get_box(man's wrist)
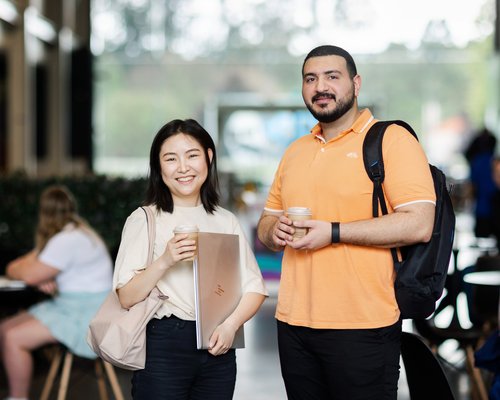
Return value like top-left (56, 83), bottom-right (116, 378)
top-left (331, 222), bottom-right (340, 244)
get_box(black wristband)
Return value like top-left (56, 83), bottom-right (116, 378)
top-left (331, 222), bottom-right (340, 244)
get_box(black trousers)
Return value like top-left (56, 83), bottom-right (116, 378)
top-left (131, 315), bottom-right (236, 400)
top-left (277, 319), bottom-right (402, 400)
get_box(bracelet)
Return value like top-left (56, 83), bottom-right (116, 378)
top-left (331, 222), bottom-right (340, 244)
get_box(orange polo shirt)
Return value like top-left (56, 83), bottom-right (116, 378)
top-left (264, 109), bottom-right (436, 329)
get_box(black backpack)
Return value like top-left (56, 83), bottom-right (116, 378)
top-left (362, 120), bottom-right (456, 319)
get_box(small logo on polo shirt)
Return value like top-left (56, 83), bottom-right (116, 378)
top-left (346, 152), bottom-right (358, 158)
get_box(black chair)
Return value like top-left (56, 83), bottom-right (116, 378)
top-left (401, 331), bottom-right (456, 400)
top-left (466, 255), bottom-right (500, 331)
top-left (413, 249), bottom-right (490, 400)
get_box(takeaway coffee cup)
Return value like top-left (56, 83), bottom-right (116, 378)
top-left (286, 207), bottom-right (312, 241)
top-left (173, 224), bottom-right (199, 261)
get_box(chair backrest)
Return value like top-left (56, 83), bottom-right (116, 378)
top-left (401, 332), bottom-right (456, 400)
top-left (469, 255), bottom-right (500, 327)
top-left (413, 249), bottom-right (483, 349)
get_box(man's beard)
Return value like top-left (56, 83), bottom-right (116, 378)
top-left (306, 88), bottom-right (355, 123)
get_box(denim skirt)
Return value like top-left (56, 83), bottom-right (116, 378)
top-left (29, 290), bottom-right (108, 359)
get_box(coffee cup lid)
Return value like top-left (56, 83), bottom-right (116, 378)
top-left (286, 207), bottom-right (312, 216)
top-left (173, 224), bottom-right (199, 233)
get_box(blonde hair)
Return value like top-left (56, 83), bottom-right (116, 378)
top-left (35, 185), bottom-right (97, 251)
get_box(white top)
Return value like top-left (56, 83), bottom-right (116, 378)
top-left (114, 205), bottom-right (268, 320)
top-left (38, 224), bottom-right (113, 293)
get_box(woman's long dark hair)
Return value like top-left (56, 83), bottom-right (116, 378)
top-left (144, 119), bottom-right (220, 213)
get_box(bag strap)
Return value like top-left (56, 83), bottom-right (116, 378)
top-left (363, 119), bottom-right (419, 218)
top-left (363, 121), bottom-right (388, 218)
top-left (141, 206), bottom-right (168, 299)
top-left (141, 206), bottom-right (156, 266)
top-left (362, 120), bottom-right (418, 269)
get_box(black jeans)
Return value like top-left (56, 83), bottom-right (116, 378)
top-left (131, 315), bottom-right (236, 400)
top-left (277, 319), bottom-right (402, 400)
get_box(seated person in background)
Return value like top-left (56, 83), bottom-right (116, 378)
top-left (0, 185), bottom-right (113, 400)
top-left (464, 127), bottom-right (497, 239)
top-left (491, 157), bottom-right (500, 253)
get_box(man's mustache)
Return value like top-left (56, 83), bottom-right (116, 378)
top-left (312, 93), bottom-right (336, 102)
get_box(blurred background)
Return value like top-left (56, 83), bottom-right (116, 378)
top-left (0, 1), bottom-right (499, 399)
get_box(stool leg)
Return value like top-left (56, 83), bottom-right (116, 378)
top-left (40, 347), bottom-right (63, 400)
top-left (95, 359), bottom-right (109, 400)
top-left (465, 345), bottom-right (489, 400)
top-left (57, 351), bottom-right (73, 400)
top-left (103, 361), bottom-right (125, 400)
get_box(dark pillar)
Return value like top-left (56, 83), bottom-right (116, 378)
top-left (69, 46), bottom-right (93, 168)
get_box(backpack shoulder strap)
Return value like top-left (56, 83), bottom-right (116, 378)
top-left (362, 119), bottom-right (419, 268)
top-left (363, 119), bottom-right (419, 217)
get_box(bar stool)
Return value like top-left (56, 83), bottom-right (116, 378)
top-left (40, 345), bottom-right (125, 400)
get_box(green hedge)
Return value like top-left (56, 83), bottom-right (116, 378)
top-left (0, 173), bottom-right (147, 264)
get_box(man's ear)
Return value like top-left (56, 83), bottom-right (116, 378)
top-left (353, 74), bottom-right (361, 97)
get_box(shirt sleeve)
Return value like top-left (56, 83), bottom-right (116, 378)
top-left (264, 157), bottom-right (285, 213)
top-left (113, 208), bottom-right (150, 290)
top-left (38, 231), bottom-right (77, 271)
top-left (382, 125), bottom-right (436, 209)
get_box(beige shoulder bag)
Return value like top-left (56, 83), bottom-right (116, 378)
top-left (87, 206), bottom-right (166, 370)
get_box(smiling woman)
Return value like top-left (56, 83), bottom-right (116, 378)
top-left (111, 118), bottom-right (268, 399)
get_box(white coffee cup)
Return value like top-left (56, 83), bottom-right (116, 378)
top-left (173, 224), bottom-right (199, 261)
top-left (286, 207), bottom-right (312, 241)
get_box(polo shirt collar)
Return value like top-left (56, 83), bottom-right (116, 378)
top-left (311, 108), bottom-right (375, 142)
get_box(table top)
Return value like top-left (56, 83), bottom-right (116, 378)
top-left (0, 275), bottom-right (26, 291)
top-left (463, 271), bottom-right (500, 286)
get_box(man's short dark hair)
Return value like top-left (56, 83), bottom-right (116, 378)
top-left (302, 45), bottom-right (357, 78)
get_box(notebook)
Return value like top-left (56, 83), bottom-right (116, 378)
top-left (193, 232), bottom-right (245, 350)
